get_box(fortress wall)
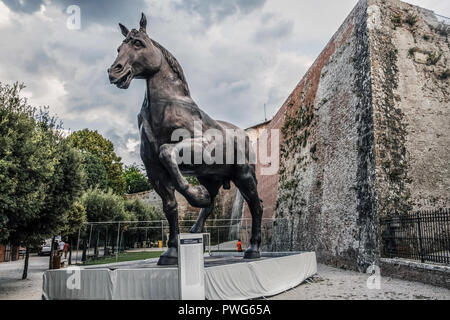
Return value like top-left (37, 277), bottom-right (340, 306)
top-left (368, 0), bottom-right (450, 216)
top-left (253, 0), bottom-right (449, 271)
top-left (266, 0), bottom-right (377, 271)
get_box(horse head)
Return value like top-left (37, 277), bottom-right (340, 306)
top-left (108, 13), bottom-right (162, 89)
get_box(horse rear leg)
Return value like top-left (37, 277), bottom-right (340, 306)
top-left (190, 178), bottom-right (222, 233)
top-left (233, 166), bottom-right (263, 259)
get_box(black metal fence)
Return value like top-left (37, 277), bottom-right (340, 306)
top-left (380, 209), bottom-right (450, 265)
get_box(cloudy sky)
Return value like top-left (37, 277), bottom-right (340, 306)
top-left (0, 0), bottom-right (448, 165)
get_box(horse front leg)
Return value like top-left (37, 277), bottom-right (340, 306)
top-left (145, 167), bottom-right (180, 265)
top-left (159, 141), bottom-right (211, 208)
top-left (155, 181), bottom-right (179, 266)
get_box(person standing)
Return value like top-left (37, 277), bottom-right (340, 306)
top-left (53, 239), bottom-right (59, 256)
top-left (237, 239), bottom-right (243, 252)
top-left (58, 240), bottom-right (65, 257)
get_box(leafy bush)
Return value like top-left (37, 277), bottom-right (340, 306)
top-left (125, 198), bottom-right (163, 221)
top-left (123, 164), bottom-right (152, 194)
top-left (81, 188), bottom-right (129, 222)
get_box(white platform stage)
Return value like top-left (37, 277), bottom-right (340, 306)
top-left (42, 252), bottom-right (317, 300)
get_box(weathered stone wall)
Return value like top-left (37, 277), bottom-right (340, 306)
top-left (380, 258), bottom-right (450, 289)
top-left (268, 0), bottom-right (377, 271)
top-left (253, 0), bottom-right (449, 272)
top-left (368, 0), bottom-right (450, 216)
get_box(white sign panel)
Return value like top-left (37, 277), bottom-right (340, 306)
top-left (178, 233), bottom-right (205, 300)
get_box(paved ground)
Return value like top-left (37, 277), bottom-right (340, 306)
top-left (0, 254), bottom-right (47, 300)
top-left (1, 255), bottom-right (449, 300)
top-left (271, 264), bottom-right (450, 300)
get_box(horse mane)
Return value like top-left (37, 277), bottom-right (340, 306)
top-left (151, 39), bottom-right (190, 96)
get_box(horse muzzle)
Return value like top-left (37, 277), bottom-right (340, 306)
top-left (108, 68), bottom-right (133, 89)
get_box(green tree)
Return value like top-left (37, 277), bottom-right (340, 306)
top-left (25, 114), bottom-right (85, 271)
top-left (123, 198), bottom-right (163, 249)
top-left (61, 201), bottom-right (87, 265)
top-left (81, 188), bottom-right (133, 256)
top-left (0, 84), bottom-right (55, 244)
top-left (68, 129), bottom-right (126, 195)
top-left (82, 152), bottom-right (108, 191)
top-left (81, 188), bottom-right (129, 222)
top-left (123, 164), bottom-right (152, 194)
top-left (125, 198), bottom-right (162, 221)
top-left (0, 83), bottom-right (85, 278)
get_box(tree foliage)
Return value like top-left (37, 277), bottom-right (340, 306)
top-left (125, 198), bottom-right (163, 222)
top-left (0, 83), bottom-right (53, 243)
top-left (60, 201), bottom-right (87, 239)
top-left (81, 188), bottom-right (131, 223)
top-left (68, 129), bottom-right (126, 195)
top-left (82, 152), bottom-right (108, 191)
top-left (0, 83), bottom-right (84, 247)
top-left (33, 138), bottom-right (85, 244)
top-left (123, 164), bottom-right (152, 194)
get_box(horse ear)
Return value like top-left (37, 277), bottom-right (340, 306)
top-left (119, 23), bottom-right (129, 37)
top-left (140, 12), bottom-right (147, 33)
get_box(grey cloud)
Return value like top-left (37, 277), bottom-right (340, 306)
top-left (0, 0), bottom-right (323, 166)
top-left (174, 0), bottom-right (267, 26)
top-left (105, 128), bottom-right (141, 164)
top-left (2, 0), bottom-right (42, 14)
top-left (253, 20), bottom-right (294, 42)
top-left (3, 0), bottom-right (148, 27)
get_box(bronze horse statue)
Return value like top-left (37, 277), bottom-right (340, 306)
top-left (108, 13), bottom-right (263, 265)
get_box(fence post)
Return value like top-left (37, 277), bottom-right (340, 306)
top-left (417, 212), bottom-right (425, 263)
top-left (161, 220), bottom-right (164, 247)
top-left (87, 224), bottom-right (93, 258)
top-left (75, 226), bottom-right (81, 265)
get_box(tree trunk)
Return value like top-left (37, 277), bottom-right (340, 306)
top-left (22, 247), bottom-right (30, 280)
top-left (49, 236), bottom-right (56, 269)
top-left (81, 240), bottom-right (87, 262)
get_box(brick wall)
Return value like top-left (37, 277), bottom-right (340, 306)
top-left (0, 244), bottom-right (5, 262)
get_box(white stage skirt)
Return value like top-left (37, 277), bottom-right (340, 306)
top-left (42, 252), bottom-right (317, 300)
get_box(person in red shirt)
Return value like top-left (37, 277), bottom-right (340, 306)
top-left (63, 242), bottom-right (69, 259)
top-left (237, 239), bottom-right (243, 252)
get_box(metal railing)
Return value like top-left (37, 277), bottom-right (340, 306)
top-left (380, 209), bottom-right (450, 265)
top-left (74, 218), bottom-right (291, 264)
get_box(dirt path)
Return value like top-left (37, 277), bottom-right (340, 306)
top-left (271, 264), bottom-right (450, 300)
top-left (0, 255), bottom-right (47, 300)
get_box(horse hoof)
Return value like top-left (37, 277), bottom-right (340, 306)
top-left (157, 248), bottom-right (178, 266)
top-left (244, 249), bottom-right (261, 260)
top-left (157, 255), bottom-right (178, 265)
top-left (189, 223), bottom-right (203, 234)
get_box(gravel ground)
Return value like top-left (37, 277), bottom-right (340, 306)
top-left (271, 264), bottom-right (450, 300)
top-left (1, 256), bottom-right (449, 300)
top-left (0, 255), bottom-right (47, 300)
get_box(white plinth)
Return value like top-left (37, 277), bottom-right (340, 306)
top-left (42, 252), bottom-right (317, 300)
